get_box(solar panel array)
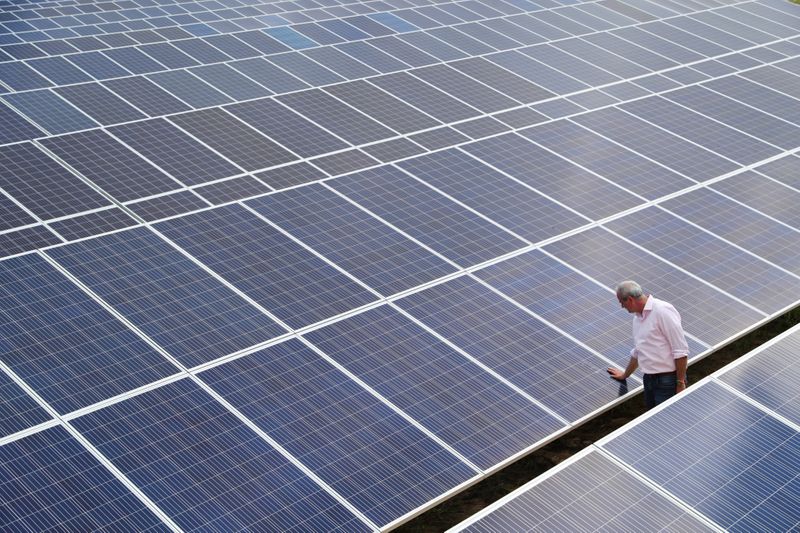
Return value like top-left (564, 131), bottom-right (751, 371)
top-left (453, 322), bottom-right (800, 532)
top-left (1, 0), bottom-right (800, 529)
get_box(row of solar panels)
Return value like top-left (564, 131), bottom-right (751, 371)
top-left (1, 1), bottom-right (799, 253)
top-left (1, 0), bottom-right (800, 530)
top-left (2, 47), bottom-right (800, 254)
top-left (455, 322), bottom-right (800, 532)
top-left (0, 0), bottom-right (738, 55)
top-left (2, 0), bottom-right (794, 132)
top-left (2, 146), bottom-right (800, 529)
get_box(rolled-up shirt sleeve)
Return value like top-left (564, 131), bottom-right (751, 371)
top-left (659, 305), bottom-right (689, 358)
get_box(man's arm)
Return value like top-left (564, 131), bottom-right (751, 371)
top-left (608, 357), bottom-right (638, 381)
top-left (675, 356), bottom-right (688, 393)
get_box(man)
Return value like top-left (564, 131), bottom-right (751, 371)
top-left (607, 280), bottom-right (689, 409)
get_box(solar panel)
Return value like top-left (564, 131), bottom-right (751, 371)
top-left (396, 148), bottom-right (587, 243)
top-left (199, 338), bottom-right (476, 528)
top-left (454, 323), bottom-right (800, 533)
top-left (0, 142), bottom-right (110, 219)
top-left (396, 275), bottom-right (628, 422)
top-left (463, 132), bottom-right (642, 220)
top-left (304, 304), bottom-right (565, 470)
top-left (247, 183), bottom-right (456, 296)
top-left (71, 378), bottom-right (370, 532)
top-left (154, 203), bottom-right (378, 329)
top-left (0, 425), bottom-right (167, 531)
top-left (41, 129), bottom-right (182, 203)
top-left (2, 0), bottom-right (800, 528)
top-left (328, 164), bottom-right (527, 267)
top-left (0, 253), bottom-right (179, 413)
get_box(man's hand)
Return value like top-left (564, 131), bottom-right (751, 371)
top-left (607, 367), bottom-right (627, 381)
top-left (676, 381), bottom-right (687, 393)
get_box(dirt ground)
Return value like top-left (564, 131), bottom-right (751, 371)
top-left (398, 306), bottom-right (800, 532)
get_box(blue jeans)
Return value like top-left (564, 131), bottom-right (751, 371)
top-left (643, 372), bottom-right (678, 410)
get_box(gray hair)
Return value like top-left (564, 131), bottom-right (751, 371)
top-left (616, 280), bottom-right (644, 300)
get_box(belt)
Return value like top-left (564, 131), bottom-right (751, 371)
top-left (644, 371), bottom-right (676, 377)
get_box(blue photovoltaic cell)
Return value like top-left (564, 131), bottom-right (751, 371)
top-left (147, 69), bottom-right (233, 109)
top-left (0, 101), bottom-right (44, 144)
top-left (26, 56), bottom-right (93, 85)
top-left (0, 370), bottom-right (50, 438)
top-left (103, 46), bottom-right (166, 74)
top-left (195, 176), bottom-right (271, 205)
top-left (255, 161), bottom-right (327, 190)
top-left (108, 118), bottom-right (241, 186)
top-left (520, 120), bottom-right (695, 200)
top-left (328, 165), bottom-right (526, 268)
top-left (41, 129), bottom-right (182, 203)
top-left (324, 80), bottom-right (441, 135)
top-left (461, 451), bottom-right (712, 532)
top-left (305, 305), bottom-right (565, 470)
top-left (229, 57), bottom-right (310, 93)
top-left (0, 226), bottom-right (63, 260)
top-left (126, 190), bottom-right (209, 223)
top-left (711, 171), bottom-right (800, 229)
top-left (189, 63), bottom-right (272, 101)
top-left (335, 41), bottom-right (409, 73)
top-left (171, 38), bottom-right (232, 64)
top-left (235, 30), bottom-right (291, 55)
top-left (168, 108), bottom-right (296, 172)
top-left (47, 207), bottom-right (138, 242)
top-left (72, 378), bottom-right (369, 532)
top-left (201, 338), bottom-right (476, 526)
top-left (268, 52), bottom-right (344, 86)
top-left (155, 203), bottom-right (377, 330)
top-left (2, 89), bottom-right (98, 135)
top-left (411, 64), bottom-right (518, 114)
top-left (66, 51), bottom-right (131, 80)
top-left (663, 84), bottom-right (800, 151)
top-left (55, 82), bottom-right (147, 125)
top-left (0, 194), bottom-right (35, 232)
top-left (302, 46), bottom-right (380, 79)
top-left (605, 207), bottom-right (800, 314)
top-left (463, 133), bottom-right (642, 220)
top-left (368, 36), bottom-right (439, 68)
top-left (0, 60), bottom-right (52, 90)
top-left (203, 35), bottom-right (261, 59)
top-left (397, 276), bottom-right (628, 421)
top-left (620, 97), bottom-right (780, 166)
top-left (544, 227), bottom-right (764, 347)
top-left (756, 154), bottom-right (800, 190)
top-left (660, 187), bottom-right (800, 275)
top-left (227, 97), bottom-right (350, 158)
top-left (277, 88), bottom-right (395, 146)
top-left (720, 328), bottom-right (800, 425)
top-left (248, 184), bottom-right (456, 296)
top-left (487, 50), bottom-right (589, 94)
top-left (397, 149), bottom-right (587, 243)
top-left (475, 250), bottom-right (707, 366)
top-left (102, 76), bottom-right (193, 117)
top-left (0, 425), bottom-right (167, 532)
top-left (603, 381), bottom-right (800, 532)
top-left (138, 42), bottom-right (200, 69)
top-left (48, 227), bottom-right (286, 368)
top-left (264, 26), bottom-right (318, 49)
top-left (0, 253), bottom-right (178, 414)
top-left (0, 142), bottom-right (110, 220)
top-left (572, 107), bottom-right (740, 182)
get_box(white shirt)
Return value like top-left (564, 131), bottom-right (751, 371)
top-left (631, 295), bottom-right (689, 374)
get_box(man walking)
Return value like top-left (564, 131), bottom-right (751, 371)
top-left (607, 280), bottom-right (689, 409)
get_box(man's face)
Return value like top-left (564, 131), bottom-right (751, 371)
top-left (618, 294), bottom-right (635, 313)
